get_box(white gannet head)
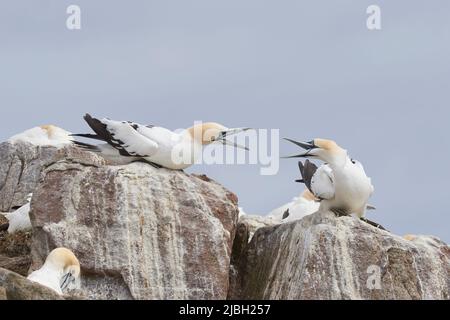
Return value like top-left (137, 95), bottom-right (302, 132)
top-left (45, 248), bottom-right (81, 292)
top-left (283, 138), bottom-right (348, 165)
top-left (187, 122), bottom-right (252, 150)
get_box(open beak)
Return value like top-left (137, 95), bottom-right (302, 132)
top-left (217, 128), bottom-right (252, 151)
top-left (282, 138), bottom-right (318, 158)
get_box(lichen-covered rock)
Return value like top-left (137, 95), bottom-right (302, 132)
top-left (0, 227), bottom-right (32, 276)
top-left (0, 267), bottom-right (63, 300)
top-left (229, 211), bottom-right (450, 300)
top-left (0, 142), bottom-right (105, 211)
top-left (29, 152), bottom-right (239, 300)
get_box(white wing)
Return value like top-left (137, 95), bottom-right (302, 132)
top-left (284, 197), bottom-right (320, 222)
top-left (100, 118), bottom-right (159, 157)
top-left (311, 164), bottom-right (335, 200)
top-left (352, 159), bottom-right (375, 195)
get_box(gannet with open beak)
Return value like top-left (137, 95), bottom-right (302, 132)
top-left (27, 248), bottom-right (80, 295)
top-left (72, 114), bottom-right (251, 169)
top-left (284, 138), bottom-right (382, 228)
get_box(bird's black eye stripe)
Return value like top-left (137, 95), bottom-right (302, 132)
top-left (351, 159), bottom-right (356, 164)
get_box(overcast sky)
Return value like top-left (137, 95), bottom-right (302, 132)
top-left (1, 1), bottom-right (449, 242)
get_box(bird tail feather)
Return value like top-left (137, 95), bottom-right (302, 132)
top-left (72, 140), bottom-right (100, 152)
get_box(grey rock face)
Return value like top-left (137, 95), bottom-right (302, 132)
top-left (0, 142), bottom-right (104, 211)
top-left (0, 267), bottom-right (63, 300)
top-left (229, 211), bottom-right (450, 300)
top-left (28, 150), bottom-right (239, 300)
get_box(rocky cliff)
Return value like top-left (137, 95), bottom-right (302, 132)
top-left (29, 148), bottom-right (239, 299)
top-left (0, 140), bottom-right (449, 300)
top-left (0, 142), bottom-right (94, 211)
top-left (228, 211), bottom-right (450, 300)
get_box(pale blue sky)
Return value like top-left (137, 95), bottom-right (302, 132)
top-left (1, 1), bottom-right (449, 242)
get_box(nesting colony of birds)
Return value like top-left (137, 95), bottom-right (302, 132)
top-left (1, 114), bottom-right (389, 296)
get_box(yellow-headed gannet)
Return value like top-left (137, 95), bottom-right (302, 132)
top-left (27, 248), bottom-right (80, 295)
top-left (72, 114), bottom-right (251, 169)
top-left (284, 138), bottom-right (384, 229)
top-left (8, 125), bottom-right (73, 147)
top-left (0, 194), bottom-right (32, 233)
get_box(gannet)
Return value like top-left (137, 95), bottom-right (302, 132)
top-left (268, 190), bottom-right (319, 223)
top-left (27, 248), bottom-right (80, 295)
top-left (8, 125), bottom-right (73, 147)
top-left (72, 114), bottom-right (251, 169)
top-left (284, 138), bottom-right (383, 229)
top-left (1, 194), bottom-right (32, 234)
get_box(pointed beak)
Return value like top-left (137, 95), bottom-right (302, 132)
top-left (220, 127), bottom-right (252, 138)
top-left (221, 139), bottom-right (249, 151)
top-left (217, 128), bottom-right (253, 151)
top-left (60, 272), bottom-right (73, 291)
top-left (282, 138), bottom-right (318, 158)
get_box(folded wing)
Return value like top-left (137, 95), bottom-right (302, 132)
top-left (297, 160), bottom-right (335, 200)
top-left (80, 114), bottom-right (159, 158)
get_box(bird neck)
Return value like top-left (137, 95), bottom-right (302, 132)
top-left (177, 130), bottom-right (204, 164)
top-left (326, 152), bottom-right (349, 169)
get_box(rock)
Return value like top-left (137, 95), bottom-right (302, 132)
top-left (0, 229), bottom-right (32, 276)
top-left (229, 211), bottom-right (450, 300)
top-left (0, 214), bottom-right (8, 231)
top-left (0, 267), bottom-right (64, 300)
top-left (29, 150), bottom-right (239, 300)
top-left (0, 255), bottom-right (30, 276)
top-left (0, 142), bottom-right (105, 211)
top-left (228, 215), bottom-right (277, 298)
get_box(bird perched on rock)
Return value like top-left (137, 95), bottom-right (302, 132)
top-left (0, 194), bottom-right (33, 234)
top-left (8, 125), bottom-right (73, 147)
top-left (284, 138), bottom-right (384, 229)
top-left (268, 189), bottom-right (320, 223)
top-left (72, 114), bottom-right (252, 169)
top-left (27, 248), bottom-right (80, 295)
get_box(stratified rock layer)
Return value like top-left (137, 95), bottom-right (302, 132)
top-left (29, 152), bottom-right (239, 300)
top-left (229, 211), bottom-right (450, 300)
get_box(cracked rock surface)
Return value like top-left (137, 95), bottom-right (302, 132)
top-left (28, 149), bottom-right (239, 299)
top-left (228, 211), bottom-right (450, 300)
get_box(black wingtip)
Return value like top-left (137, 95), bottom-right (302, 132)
top-left (282, 209), bottom-right (290, 220)
top-left (70, 133), bottom-right (104, 141)
top-left (72, 140), bottom-right (100, 152)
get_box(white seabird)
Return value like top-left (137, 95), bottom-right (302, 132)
top-left (27, 248), bottom-right (81, 295)
top-left (8, 125), bottom-right (73, 147)
top-left (268, 189), bottom-right (319, 223)
top-left (72, 114), bottom-right (251, 169)
top-left (1, 194), bottom-right (32, 234)
top-left (284, 138), bottom-right (383, 229)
